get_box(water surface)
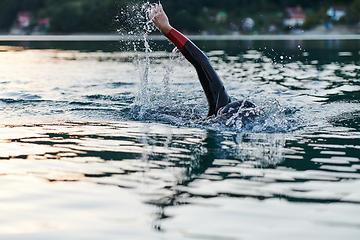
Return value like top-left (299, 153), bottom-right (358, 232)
top-left (0, 39), bottom-right (360, 239)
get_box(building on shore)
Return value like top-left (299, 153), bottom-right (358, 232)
top-left (327, 6), bottom-right (348, 21)
top-left (10, 12), bottom-right (50, 35)
top-left (283, 6), bottom-right (306, 28)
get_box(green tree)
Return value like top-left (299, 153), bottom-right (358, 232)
top-left (0, 0), bottom-right (357, 33)
top-left (0, 0), bottom-right (21, 30)
top-left (348, 0), bottom-right (360, 23)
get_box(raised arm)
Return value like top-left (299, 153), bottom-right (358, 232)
top-left (149, 3), bottom-right (231, 116)
top-left (148, 3), bottom-right (188, 52)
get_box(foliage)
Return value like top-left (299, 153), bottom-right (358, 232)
top-left (0, 0), bottom-right (127, 33)
top-left (0, 0), bottom-right (358, 33)
top-left (302, 7), bottom-right (328, 30)
top-left (48, 0), bottom-right (119, 32)
top-left (302, 0), bottom-right (360, 29)
top-left (348, 0), bottom-right (360, 23)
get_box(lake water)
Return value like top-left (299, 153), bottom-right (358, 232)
top-left (0, 37), bottom-right (360, 239)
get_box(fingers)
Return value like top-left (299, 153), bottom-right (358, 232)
top-left (150, 3), bottom-right (161, 15)
top-left (156, 3), bottom-right (160, 12)
top-left (148, 4), bottom-right (157, 20)
top-left (148, 2), bottom-right (171, 35)
top-left (149, 3), bottom-right (167, 27)
top-left (149, 3), bottom-right (161, 21)
top-left (149, 5), bottom-right (157, 20)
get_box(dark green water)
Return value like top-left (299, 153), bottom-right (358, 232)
top-left (0, 39), bottom-right (359, 239)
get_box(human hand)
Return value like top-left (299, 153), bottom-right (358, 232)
top-left (148, 3), bottom-right (172, 35)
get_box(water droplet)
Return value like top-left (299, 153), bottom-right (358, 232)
top-left (280, 56), bottom-right (284, 59)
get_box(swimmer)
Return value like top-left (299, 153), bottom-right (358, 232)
top-left (149, 3), bottom-right (256, 120)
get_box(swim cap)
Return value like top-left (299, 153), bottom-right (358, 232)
top-left (218, 100), bottom-right (256, 120)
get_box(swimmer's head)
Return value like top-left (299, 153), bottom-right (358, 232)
top-left (218, 100), bottom-right (257, 120)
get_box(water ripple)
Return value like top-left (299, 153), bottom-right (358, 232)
top-left (0, 43), bottom-right (360, 238)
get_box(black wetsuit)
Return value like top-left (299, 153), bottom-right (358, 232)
top-left (166, 29), bottom-right (230, 116)
top-left (166, 28), bottom-right (255, 119)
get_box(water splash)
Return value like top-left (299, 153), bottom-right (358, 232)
top-left (120, 2), bottom-right (201, 123)
top-left (118, 2), bottom-right (157, 106)
top-left (162, 47), bottom-right (179, 105)
top-left (120, 4), bottom-right (307, 133)
top-left (116, 2), bottom-right (155, 37)
top-left (136, 34), bottom-right (152, 104)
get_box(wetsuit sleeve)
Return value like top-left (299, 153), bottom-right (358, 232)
top-left (166, 28), bottom-right (231, 116)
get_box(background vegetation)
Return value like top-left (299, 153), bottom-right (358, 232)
top-left (0, 0), bottom-right (359, 34)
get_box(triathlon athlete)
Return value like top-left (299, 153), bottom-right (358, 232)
top-left (149, 3), bottom-right (256, 120)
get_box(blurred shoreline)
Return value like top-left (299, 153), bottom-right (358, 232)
top-left (1, 24), bottom-right (359, 41)
top-left (0, 34), bottom-right (359, 41)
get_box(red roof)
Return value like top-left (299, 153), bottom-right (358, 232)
top-left (37, 17), bottom-right (50, 25)
top-left (291, 14), bottom-right (306, 19)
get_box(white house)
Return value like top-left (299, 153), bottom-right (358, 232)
top-left (283, 14), bottom-right (307, 27)
top-left (17, 11), bottom-right (32, 28)
top-left (242, 18), bottom-right (255, 30)
top-left (283, 6), bottom-right (306, 27)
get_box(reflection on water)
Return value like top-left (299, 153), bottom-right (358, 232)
top-left (0, 41), bottom-right (360, 239)
top-left (3, 122), bottom-right (359, 204)
top-left (0, 121), bottom-right (360, 238)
